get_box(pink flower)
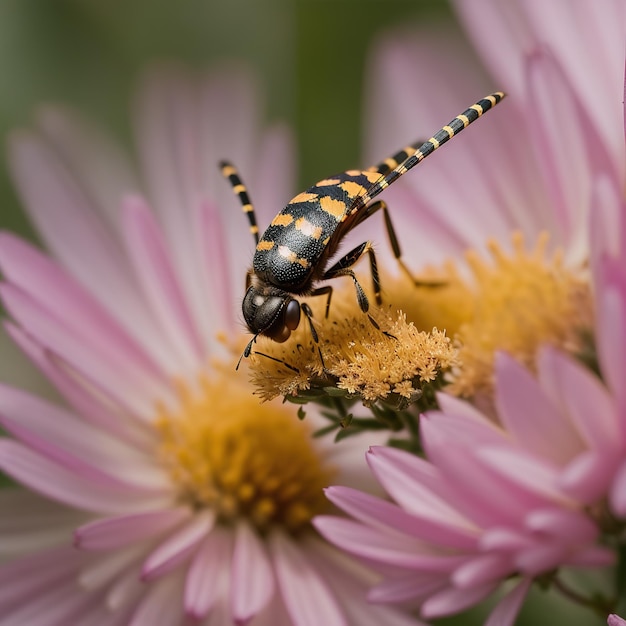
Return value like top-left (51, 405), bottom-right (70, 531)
top-left (592, 134), bottom-right (626, 519)
top-left (316, 2), bottom-right (626, 624)
top-left (315, 348), bottom-right (618, 624)
top-left (356, 1), bottom-right (625, 408)
top-left (609, 615), bottom-right (626, 626)
top-left (0, 67), bottom-right (421, 626)
top-left (363, 1), bottom-right (625, 271)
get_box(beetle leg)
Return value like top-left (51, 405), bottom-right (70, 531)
top-left (364, 200), bottom-right (445, 288)
top-left (322, 241), bottom-right (381, 309)
top-left (300, 302), bottom-right (326, 368)
top-left (309, 285), bottom-right (333, 319)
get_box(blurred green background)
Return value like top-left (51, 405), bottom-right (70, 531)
top-left (0, 0), bottom-right (448, 237)
top-left (0, 1), bottom-right (608, 624)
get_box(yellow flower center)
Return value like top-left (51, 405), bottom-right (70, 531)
top-left (245, 232), bottom-right (592, 408)
top-left (387, 232), bottom-right (593, 398)
top-left (249, 299), bottom-right (457, 405)
top-left (155, 365), bottom-right (336, 533)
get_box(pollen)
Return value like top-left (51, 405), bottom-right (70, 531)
top-left (247, 232), bottom-right (592, 407)
top-left (248, 294), bottom-right (457, 406)
top-left (327, 312), bottom-right (457, 403)
top-left (155, 367), bottom-right (335, 533)
top-left (447, 232), bottom-right (592, 398)
top-left (383, 233), bottom-right (592, 398)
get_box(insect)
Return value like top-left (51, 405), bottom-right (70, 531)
top-left (222, 92), bottom-right (505, 363)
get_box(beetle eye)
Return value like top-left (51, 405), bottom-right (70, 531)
top-left (273, 325), bottom-right (291, 343)
top-left (284, 300), bottom-right (301, 331)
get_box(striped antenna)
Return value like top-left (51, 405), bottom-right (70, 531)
top-left (360, 91), bottom-right (506, 206)
top-left (220, 161), bottom-right (260, 244)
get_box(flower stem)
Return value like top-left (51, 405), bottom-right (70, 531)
top-left (615, 542), bottom-right (626, 617)
top-left (553, 575), bottom-right (614, 617)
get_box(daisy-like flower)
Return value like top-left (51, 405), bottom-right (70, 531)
top-left (316, 1), bottom-right (626, 624)
top-left (0, 66), bottom-right (420, 626)
top-left (359, 0), bottom-right (625, 403)
top-left (250, 1), bottom-right (625, 414)
top-left (315, 348), bottom-right (618, 623)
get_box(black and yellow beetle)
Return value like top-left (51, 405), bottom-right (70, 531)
top-left (222, 92), bottom-right (505, 363)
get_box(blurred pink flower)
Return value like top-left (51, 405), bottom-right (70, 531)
top-left (0, 67), bottom-right (420, 626)
top-left (316, 1), bottom-right (626, 624)
top-left (592, 150), bottom-right (626, 519)
top-left (357, 1), bottom-right (625, 408)
top-left (315, 348), bottom-right (617, 624)
top-left (609, 615), bottom-right (626, 626)
top-left (362, 1), bottom-right (624, 270)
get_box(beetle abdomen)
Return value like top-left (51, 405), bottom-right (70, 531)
top-left (253, 171), bottom-right (377, 290)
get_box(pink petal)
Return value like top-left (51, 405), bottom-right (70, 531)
top-left (589, 175), bottom-right (626, 276)
top-left (452, 553), bottom-right (514, 589)
top-left (453, 0), bottom-right (532, 100)
top-left (324, 485), bottom-right (478, 550)
top-left (79, 602), bottom-right (136, 626)
top-left (141, 510), bottom-right (214, 581)
top-left (198, 200), bottom-right (238, 342)
top-left (105, 558), bottom-right (147, 612)
top-left (122, 195), bottom-right (204, 372)
top-left (560, 449), bottom-right (622, 503)
top-left (457, 0), bottom-right (625, 168)
top-left (521, 0), bottom-right (626, 167)
top-left (421, 582), bottom-right (498, 619)
top-left (480, 528), bottom-right (533, 552)
top-left (610, 459), bottom-right (626, 516)
top-left (33, 105), bottom-right (138, 232)
top-left (369, 574), bottom-right (446, 606)
top-left (129, 574), bottom-right (184, 626)
top-left (364, 25), bottom-right (493, 162)
top-left (484, 578), bottom-right (532, 626)
top-left (366, 446), bottom-right (473, 529)
top-left (3, 321), bottom-right (155, 449)
top-left (525, 49), bottom-right (616, 262)
top-left (0, 439), bottom-right (171, 515)
top-left (524, 508), bottom-right (597, 543)
top-left (515, 544), bottom-right (570, 575)
top-left (6, 132), bottom-right (176, 381)
top-left (0, 280), bottom-right (163, 419)
top-left (314, 516), bottom-right (466, 572)
top-left (537, 347), bottom-right (619, 451)
top-left (184, 526), bottom-right (233, 620)
top-left (250, 122), bottom-right (296, 227)
top-left (134, 66), bottom-right (264, 352)
top-left (302, 536), bottom-right (428, 626)
top-left (1, 580), bottom-right (97, 626)
top-left (494, 352), bottom-right (582, 464)
top-left (0, 488), bottom-right (85, 558)
top-left (422, 442), bottom-right (552, 526)
top-left (78, 542), bottom-right (148, 592)
top-left (269, 530), bottom-right (347, 626)
top-left (596, 260), bottom-right (626, 418)
top-left (421, 409), bottom-right (506, 450)
top-left (476, 446), bottom-right (570, 505)
top-left (362, 28), bottom-right (528, 262)
top-left (0, 383), bottom-right (165, 491)
top-left (0, 545), bottom-right (84, 610)
top-left (6, 131), bottom-right (156, 345)
top-left (75, 508), bottom-right (191, 551)
top-left (231, 521), bottom-right (275, 623)
top-left (436, 392), bottom-right (495, 424)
